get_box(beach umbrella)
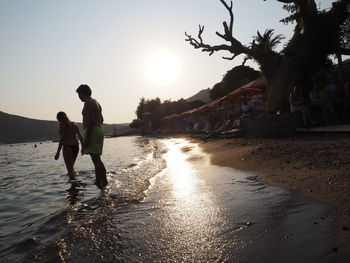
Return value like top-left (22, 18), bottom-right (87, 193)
top-left (217, 77), bottom-right (266, 104)
top-left (196, 98), bottom-right (222, 112)
top-left (182, 108), bottom-right (198, 115)
top-left (161, 114), bottom-right (181, 121)
top-left (240, 77), bottom-right (266, 89)
top-left (181, 98), bottom-right (220, 115)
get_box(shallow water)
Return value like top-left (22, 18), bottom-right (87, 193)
top-left (0, 137), bottom-right (347, 262)
top-left (0, 136), bottom-right (166, 262)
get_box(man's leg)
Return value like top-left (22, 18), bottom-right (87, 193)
top-left (90, 154), bottom-right (107, 187)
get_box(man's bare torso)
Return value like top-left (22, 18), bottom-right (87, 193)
top-left (82, 97), bottom-right (104, 129)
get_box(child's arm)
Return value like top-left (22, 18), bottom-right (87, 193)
top-left (55, 141), bottom-right (62, 160)
top-left (55, 123), bottom-right (63, 160)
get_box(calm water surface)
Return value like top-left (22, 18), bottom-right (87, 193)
top-left (0, 136), bottom-right (347, 262)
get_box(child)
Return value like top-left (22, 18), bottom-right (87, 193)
top-left (55, 111), bottom-right (84, 177)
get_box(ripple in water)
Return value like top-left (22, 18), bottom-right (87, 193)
top-left (0, 136), bottom-right (166, 263)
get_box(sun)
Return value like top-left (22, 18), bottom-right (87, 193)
top-left (145, 51), bottom-right (180, 85)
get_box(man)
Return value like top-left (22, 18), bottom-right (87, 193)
top-left (289, 85), bottom-right (315, 126)
top-left (76, 84), bottom-right (108, 188)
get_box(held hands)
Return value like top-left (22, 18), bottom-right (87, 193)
top-left (81, 138), bottom-right (89, 155)
top-left (83, 139), bottom-right (90, 148)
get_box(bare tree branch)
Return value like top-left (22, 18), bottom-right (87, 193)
top-left (223, 54), bottom-right (238, 60)
top-left (185, 0), bottom-right (249, 59)
top-left (197, 25), bottom-right (204, 44)
top-left (218, 0), bottom-right (233, 36)
top-left (241, 56), bottom-right (250, 66)
top-left (185, 31), bottom-right (233, 56)
top-left (276, 0), bottom-right (302, 4)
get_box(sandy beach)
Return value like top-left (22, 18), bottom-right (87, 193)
top-left (196, 133), bottom-right (350, 246)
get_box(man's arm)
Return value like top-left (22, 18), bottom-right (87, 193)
top-left (83, 100), bottom-right (99, 147)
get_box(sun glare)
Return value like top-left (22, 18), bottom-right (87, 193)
top-left (145, 51), bottom-right (180, 85)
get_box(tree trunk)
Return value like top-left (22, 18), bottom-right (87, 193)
top-left (265, 56), bottom-right (301, 113)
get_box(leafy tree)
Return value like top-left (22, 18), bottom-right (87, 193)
top-left (251, 29), bottom-right (285, 52)
top-left (210, 82), bottom-right (227, 100)
top-left (132, 97), bottom-right (205, 131)
top-left (210, 65), bottom-right (260, 100)
top-left (135, 97), bottom-right (146, 120)
top-left (185, 0), bottom-right (350, 112)
top-left (129, 119), bottom-right (141, 129)
top-left (188, 99), bottom-right (206, 110)
top-left (340, 5), bottom-right (350, 50)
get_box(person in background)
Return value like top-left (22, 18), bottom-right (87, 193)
top-left (240, 100), bottom-right (251, 119)
top-left (289, 85), bottom-right (315, 126)
top-left (309, 84), bottom-right (333, 125)
top-left (55, 111), bottom-right (84, 178)
top-left (76, 84), bottom-right (108, 188)
top-left (202, 114), bottom-right (234, 142)
top-left (327, 81), bottom-right (350, 112)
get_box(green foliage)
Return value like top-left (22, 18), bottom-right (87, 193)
top-left (280, 3), bottom-right (298, 25)
top-left (281, 2), bottom-right (348, 83)
top-left (135, 97), bottom-right (161, 119)
top-left (129, 119), bottom-right (141, 129)
top-left (311, 58), bottom-right (335, 86)
top-left (132, 97), bottom-right (207, 131)
top-left (210, 82), bottom-right (227, 101)
top-left (210, 65), bottom-right (261, 100)
top-left (339, 5), bottom-right (350, 50)
top-left (252, 29), bottom-right (285, 51)
top-left (135, 97), bottom-right (146, 120)
top-left (187, 99), bottom-right (205, 110)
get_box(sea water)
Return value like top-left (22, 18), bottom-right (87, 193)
top-left (0, 137), bottom-right (347, 262)
top-left (0, 136), bottom-right (165, 262)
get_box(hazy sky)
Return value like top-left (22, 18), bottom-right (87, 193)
top-left (0, 0), bottom-right (335, 123)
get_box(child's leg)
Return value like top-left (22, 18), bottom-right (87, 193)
top-left (63, 147), bottom-right (75, 177)
top-left (71, 147), bottom-right (79, 167)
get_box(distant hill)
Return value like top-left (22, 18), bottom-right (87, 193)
top-left (186, 88), bottom-right (211, 103)
top-left (0, 111), bottom-right (136, 144)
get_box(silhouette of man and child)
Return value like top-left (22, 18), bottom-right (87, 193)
top-left (54, 85), bottom-right (108, 188)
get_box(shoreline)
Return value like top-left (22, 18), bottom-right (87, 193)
top-left (192, 133), bottom-right (350, 246)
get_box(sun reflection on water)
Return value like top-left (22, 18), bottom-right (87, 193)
top-left (157, 139), bottom-right (226, 260)
top-left (162, 139), bottom-right (198, 200)
top-left (161, 139), bottom-right (217, 225)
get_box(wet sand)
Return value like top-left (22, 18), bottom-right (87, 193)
top-left (118, 138), bottom-right (348, 262)
top-left (197, 133), bottom-right (350, 249)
